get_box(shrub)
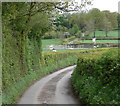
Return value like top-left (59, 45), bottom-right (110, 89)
top-left (72, 48), bottom-right (120, 104)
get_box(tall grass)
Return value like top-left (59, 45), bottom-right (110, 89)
top-left (42, 39), bottom-right (62, 48)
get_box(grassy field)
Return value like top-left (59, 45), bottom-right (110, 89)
top-left (42, 39), bottom-right (62, 48)
top-left (42, 30), bottom-right (119, 50)
top-left (42, 39), bottom-right (119, 48)
top-left (42, 49), bottom-right (90, 53)
top-left (80, 40), bottom-right (119, 43)
top-left (89, 30), bottom-right (119, 37)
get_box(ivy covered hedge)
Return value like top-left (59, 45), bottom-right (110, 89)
top-left (72, 48), bottom-right (120, 104)
top-left (2, 51), bottom-right (77, 104)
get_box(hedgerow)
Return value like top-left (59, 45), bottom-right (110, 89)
top-left (72, 48), bottom-right (120, 104)
top-left (2, 47), bottom-right (109, 104)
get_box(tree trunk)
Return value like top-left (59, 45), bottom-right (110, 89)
top-left (93, 31), bottom-right (96, 38)
top-left (106, 31), bottom-right (108, 37)
top-left (18, 3), bottom-right (35, 73)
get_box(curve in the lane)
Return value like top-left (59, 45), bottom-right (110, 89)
top-left (37, 69), bottom-right (71, 104)
top-left (18, 65), bottom-right (78, 104)
top-left (55, 71), bottom-right (80, 104)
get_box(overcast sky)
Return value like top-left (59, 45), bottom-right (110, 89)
top-left (91, 0), bottom-right (119, 12)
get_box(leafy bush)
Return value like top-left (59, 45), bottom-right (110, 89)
top-left (72, 48), bottom-right (120, 104)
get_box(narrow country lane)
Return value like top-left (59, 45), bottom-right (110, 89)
top-left (18, 65), bottom-right (80, 104)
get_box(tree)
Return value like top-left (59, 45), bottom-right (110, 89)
top-left (87, 8), bottom-right (104, 37)
top-left (77, 12), bottom-right (87, 32)
top-left (76, 30), bottom-right (82, 38)
top-left (70, 12), bottom-right (87, 32)
top-left (71, 24), bottom-right (79, 35)
top-left (2, 1), bottom-right (93, 75)
top-left (54, 14), bottom-right (70, 29)
top-left (85, 19), bottom-right (95, 35)
top-left (103, 10), bottom-right (118, 30)
top-left (2, 1), bottom-right (94, 101)
top-left (103, 17), bottom-right (112, 37)
top-left (29, 13), bottom-right (50, 49)
top-left (117, 13), bottom-right (120, 29)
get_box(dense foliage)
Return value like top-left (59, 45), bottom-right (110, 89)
top-left (72, 48), bottom-right (120, 104)
top-left (2, 48), bottom-right (109, 104)
top-left (2, 50), bottom-right (77, 104)
top-left (2, 1), bottom-right (93, 104)
top-left (2, 1), bottom-right (119, 105)
top-left (46, 9), bottom-right (119, 39)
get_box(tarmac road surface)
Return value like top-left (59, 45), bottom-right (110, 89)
top-left (18, 65), bottom-right (80, 104)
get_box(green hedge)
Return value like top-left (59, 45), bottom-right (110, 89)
top-left (2, 47), bottom-right (110, 104)
top-left (2, 54), bottom-right (78, 104)
top-left (2, 38), bottom-right (79, 104)
top-left (72, 48), bottom-right (120, 104)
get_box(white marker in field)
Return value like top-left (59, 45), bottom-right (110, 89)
top-left (49, 45), bottom-right (54, 50)
top-left (82, 33), bottom-right (85, 37)
top-left (92, 38), bottom-right (96, 43)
